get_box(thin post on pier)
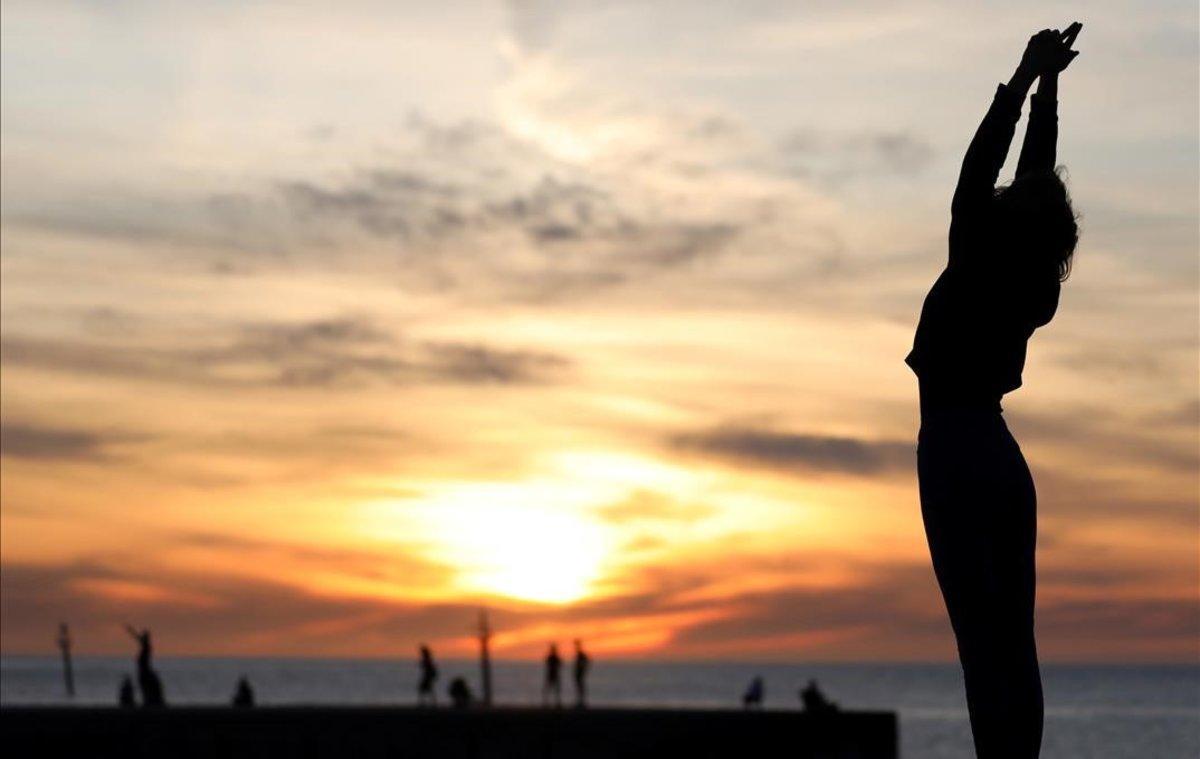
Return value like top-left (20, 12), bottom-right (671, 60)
top-left (478, 609), bottom-right (493, 707)
top-left (57, 623), bottom-right (75, 698)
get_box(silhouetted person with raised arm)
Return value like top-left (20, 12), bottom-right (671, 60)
top-left (417, 644), bottom-right (438, 706)
top-left (572, 639), bottom-right (591, 708)
top-left (907, 23), bottom-right (1082, 759)
top-left (742, 676), bottom-right (764, 710)
top-left (542, 643), bottom-right (562, 708)
top-left (125, 624), bottom-right (166, 707)
top-left (118, 675), bottom-right (137, 708)
top-left (232, 676), bottom-right (255, 708)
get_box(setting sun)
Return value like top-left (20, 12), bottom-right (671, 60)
top-left (435, 502), bottom-right (608, 604)
top-left (356, 451), bottom-right (716, 604)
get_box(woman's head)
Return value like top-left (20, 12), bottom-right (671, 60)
top-left (992, 167), bottom-right (1079, 281)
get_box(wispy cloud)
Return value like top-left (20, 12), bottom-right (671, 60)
top-left (0, 422), bottom-right (141, 461)
top-left (596, 490), bottom-right (717, 524)
top-left (778, 128), bottom-right (936, 184)
top-left (1, 316), bottom-right (570, 389)
top-left (669, 427), bottom-right (914, 477)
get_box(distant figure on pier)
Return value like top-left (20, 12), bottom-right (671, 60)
top-left (572, 639), bottom-right (591, 708)
top-left (542, 643), bottom-right (563, 707)
top-left (418, 644), bottom-right (439, 706)
top-left (232, 676), bottom-right (255, 708)
top-left (448, 676), bottom-right (473, 709)
top-left (742, 676), bottom-right (764, 709)
top-left (57, 622), bottom-right (75, 698)
top-left (118, 676), bottom-right (137, 708)
top-left (124, 624), bottom-right (166, 707)
top-left (800, 680), bottom-right (839, 715)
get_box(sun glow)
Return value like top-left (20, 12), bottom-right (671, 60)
top-left (360, 451), bottom-right (706, 604)
top-left (405, 479), bottom-right (613, 604)
top-left (433, 499), bottom-right (608, 604)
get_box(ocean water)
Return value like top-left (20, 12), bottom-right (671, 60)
top-left (2, 657), bottom-right (1197, 758)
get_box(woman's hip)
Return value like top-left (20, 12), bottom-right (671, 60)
top-left (917, 413), bottom-right (1034, 506)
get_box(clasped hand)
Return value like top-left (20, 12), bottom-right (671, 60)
top-left (1020, 23), bottom-right (1082, 76)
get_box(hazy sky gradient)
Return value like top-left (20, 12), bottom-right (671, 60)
top-left (2, 0), bottom-right (1197, 661)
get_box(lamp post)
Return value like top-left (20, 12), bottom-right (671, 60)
top-left (57, 623), bottom-right (75, 698)
top-left (478, 609), bottom-right (493, 707)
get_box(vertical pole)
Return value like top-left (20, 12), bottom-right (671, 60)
top-left (58, 623), bottom-right (75, 698)
top-left (478, 609), bottom-right (493, 707)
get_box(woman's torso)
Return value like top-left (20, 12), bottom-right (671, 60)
top-left (907, 221), bottom-right (1061, 413)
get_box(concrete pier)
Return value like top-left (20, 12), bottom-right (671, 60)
top-left (2, 705), bottom-right (897, 758)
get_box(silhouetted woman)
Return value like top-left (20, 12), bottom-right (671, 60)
top-left (542, 643), bottom-right (562, 708)
top-left (417, 644), bottom-right (438, 706)
top-left (572, 639), bottom-right (591, 708)
top-left (906, 24), bottom-right (1081, 759)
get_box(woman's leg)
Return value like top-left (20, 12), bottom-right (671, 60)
top-left (919, 422), bottom-right (1042, 758)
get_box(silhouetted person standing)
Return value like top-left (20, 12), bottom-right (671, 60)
top-left (907, 23), bottom-right (1082, 759)
top-left (232, 676), bottom-right (255, 707)
top-left (742, 676), bottom-right (764, 710)
top-left (417, 644), bottom-right (439, 706)
top-left (57, 623), bottom-right (75, 698)
top-left (118, 675), bottom-right (137, 708)
top-left (572, 639), bottom-right (591, 708)
top-left (125, 624), bottom-right (166, 707)
top-left (542, 643), bottom-right (562, 708)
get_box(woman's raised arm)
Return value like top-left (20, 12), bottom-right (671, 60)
top-left (950, 49), bottom-right (1038, 217)
top-left (1015, 73), bottom-right (1058, 179)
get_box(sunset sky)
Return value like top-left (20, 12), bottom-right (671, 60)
top-left (2, 0), bottom-right (1197, 662)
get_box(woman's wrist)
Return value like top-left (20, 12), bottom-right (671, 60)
top-left (1007, 64), bottom-right (1037, 97)
top-left (1036, 71), bottom-right (1058, 100)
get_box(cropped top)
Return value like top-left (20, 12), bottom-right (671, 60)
top-left (906, 84), bottom-right (1062, 410)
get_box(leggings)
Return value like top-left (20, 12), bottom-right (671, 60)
top-left (918, 408), bottom-right (1043, 758)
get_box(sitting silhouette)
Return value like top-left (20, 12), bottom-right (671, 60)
top-left (417, 644), bottom-right (438, 706)
top-left (448, 676), bottom-right (473, 709)
top-left (542, 643), bottom-right (562, 708)
top-left (741, 676), bottom-right (764, 710)
top-left (124, 624), bottom-right (166, 707)
top-left (907, 23), bottom-right (1082, 759)
top-left (572, 639), bottom-right (591, 708)
top-left (799, 680), bottom-right (838, 715)
top-left (118, 675), bottom-right (137, 708)
top-left (232, 676), bottom-right (255, 708)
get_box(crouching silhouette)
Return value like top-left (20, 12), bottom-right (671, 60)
top-left (448, 677), bottom-right (473, 709)
top-left (232, 676), bottom-right (255, 707)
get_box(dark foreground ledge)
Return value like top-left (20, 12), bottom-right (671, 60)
top-left (2, 706), bottom-right (897, 759)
